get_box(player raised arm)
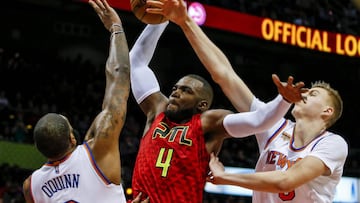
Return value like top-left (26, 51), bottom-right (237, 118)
top-left (203, 74), bottom-right (304, 141)
top-left (130, 22), bottom-right (170, 130)
top-left (85, 0), bottom-right (130, 184)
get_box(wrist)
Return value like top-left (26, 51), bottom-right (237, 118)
top-left (281, 95), bottom-right (291, 104)
top-left (109, 23), bottom-right (123, 32)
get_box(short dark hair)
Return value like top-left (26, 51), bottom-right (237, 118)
top-left (33, 113), bottom-right (71, 159)
top-left (186, 74), bottom-right (214, 108)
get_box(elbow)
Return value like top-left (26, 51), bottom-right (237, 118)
top-left (250, 115), bottom-right (268, 132)
top-left (118, 63), bottom-right (130, 74)
top-left (274, 177), bottom-right (296, 193)
top-left (211, 70), bottom-right (239, 86)
top-left (107, 62), bottom-right (130, 77)
top-left (208, 67), bottom-right (230, 83)
top-left (129, 50), bottom-right (140, 67)
top-left (211, 72), bottom-right (229, 85)
top-left (211, 74), bottom-right (222, 84)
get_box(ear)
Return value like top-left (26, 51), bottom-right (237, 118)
top-left (69, 132), bottom-right (77, 146)
top-left (197, 100), bottom-right (209, 112)
top-left (321, 106), bottom-right (334, 119)
top-left (324, 106), bottom-right (334, 114)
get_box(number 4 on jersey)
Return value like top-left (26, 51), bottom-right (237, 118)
top-left (156, 148), bottom-right (174, 177)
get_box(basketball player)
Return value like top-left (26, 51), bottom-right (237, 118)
top-left (22, 0), bottom-right (146, 202)
top-left (145, 0), bottom-right (349, 202)
top-left (128, 21), bottom-right (305, 202)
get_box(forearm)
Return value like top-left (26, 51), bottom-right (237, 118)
top-left (179, 17), bottom-right (253, 111)
top-left (179, 17), bottom-right (230, 81)
top-left (130, 22), bottom-right (168, 103)
top-left (107, 24), bottom-right (129, 75)
top-left (92, 24), bottom-right (130, 142)
top-left (223, 95), bottom-right (290, 137)
top-left (215, 170), bottom-right (289, 193)
top-left (103, 24), bottom-right (130, 108)
top-left (129, 22), bottom-right (168, 67)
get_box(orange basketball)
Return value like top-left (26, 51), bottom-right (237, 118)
top-left (130, 0), bottom-right (168, 24)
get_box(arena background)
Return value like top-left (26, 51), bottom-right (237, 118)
top-left (0, 0), bottom-right (359, 202)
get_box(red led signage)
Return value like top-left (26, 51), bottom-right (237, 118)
top-left (100, 0), bottom-right (360, 57)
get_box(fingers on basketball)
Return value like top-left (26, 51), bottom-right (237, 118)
top-left (130, 0), bottom-right (167, 24)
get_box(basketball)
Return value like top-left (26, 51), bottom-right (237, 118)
top-left (130, 0), bottom-right (168, 24)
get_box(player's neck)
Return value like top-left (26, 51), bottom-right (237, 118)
top-left (48, 144), bottom-right (77, 162)
top-left (293, 120), bottom-right (326, 147)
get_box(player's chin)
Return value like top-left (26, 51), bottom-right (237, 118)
top-left (164, 107), bottom-right (180, 119)
top-left (166, 103), bottom-right (179, 112)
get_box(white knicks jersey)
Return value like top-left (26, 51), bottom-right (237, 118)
top-left (30, 143), bottom-right (126, 203)
top-left (253, 118), bottom-right (348, 203)
top-left (251, 98), bottom-right (348, 203)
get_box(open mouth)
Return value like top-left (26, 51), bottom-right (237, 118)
top-left (167, 99), bottom-right (179, 109)
top-left (302, 96), bottom-right (307, 103)
top-left (168, 98), bottom-right (178, 105)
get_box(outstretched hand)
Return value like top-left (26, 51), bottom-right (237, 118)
top-left (146, 0), bottom-right (188, 26)
top-left (272, 74), bottom-right (307, 103)
top-left (89, 0), bottom-right (122, 32)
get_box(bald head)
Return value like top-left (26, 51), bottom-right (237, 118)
top-left (33, 113), bottom-right (72, 159)
top-left (185, 74), bottom-right (214, 109)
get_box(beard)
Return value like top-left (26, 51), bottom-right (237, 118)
top-left (164, 107), bottom-right (196, 123)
